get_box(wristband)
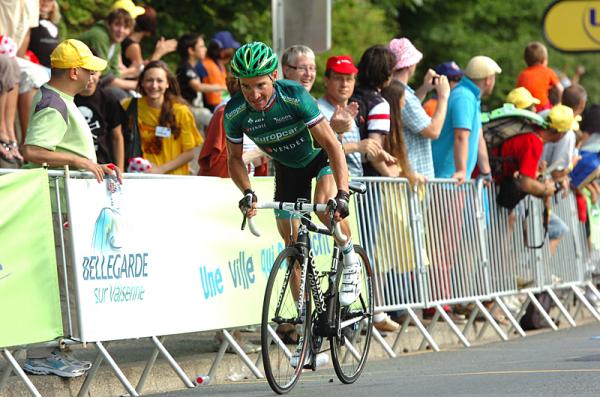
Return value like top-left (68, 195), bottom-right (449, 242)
top-left (243, 188), bottom-right (254, 196)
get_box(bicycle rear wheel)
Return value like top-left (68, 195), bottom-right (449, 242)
top-left (261, 247), bottom-right (311, 394)
top-left (330, 244), bottom-right (374, 384)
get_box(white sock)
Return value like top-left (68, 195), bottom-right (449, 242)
top-left (373, 312), bottom-right (386, 322)
top-left (339, 239), bottom-right (358, 268)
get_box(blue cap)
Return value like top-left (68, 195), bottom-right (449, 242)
top-left (434, 61), bottom-right (463, 77)
top-left (211, 31), bottom-right (240, 50)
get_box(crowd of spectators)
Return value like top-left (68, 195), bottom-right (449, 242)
top-left (2, 0), bottom-right (600, 379)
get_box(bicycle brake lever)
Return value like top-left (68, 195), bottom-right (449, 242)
top-left (241, 213), bottom-right (248, 230)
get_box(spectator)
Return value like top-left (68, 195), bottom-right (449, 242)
top-left (281, 45), bottom-right (317, 93)
top-left (28, 0), bottom-right (60, 69)
top-left (75, 68), bottom-right (125, 170)
top-left (0, 38), bottom-right (23, 165)
top-left (318, 55), bottom-right (378, 177)
top-left (432, 55), bottom-right (497, 183)
top-left (78, 8), bottom-right (137, 96)
top-left (119, 4), bottom-right (177, 79)
top-left (495, 105), bottom-right (577, 209)
top-left (176, 33), bottom-right (223, 132)
top-left (423, 61), bottom-right (463, 117)
top-left (506, 86), bottom-right (540, 111)
top-left (389, 37), bottom-right (450, 179)
top-left (516, 41), bottom-right (563, 112)
top-left (539, 84), bottom-right (587, 254)
top-left (349, 44), bottom-right (400, 333)
top-left (0, 1), bottom-right (50, 153)
top-left (21, 39), bottom-right (120, 377)
top-left (350, 44), bottom-right (397, 176)
top-left (202, 31), bottom-right (239, 111)
top-left (198, 73), bottom-right (269, 177)
top-left (122, 60), bottom-right (203, 175)
top-left (379, 80), bottom-right (422, 182)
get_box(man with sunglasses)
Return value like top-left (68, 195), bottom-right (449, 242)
top-left (22, 39), bottom-right (121, 183)
top-left (21, 39), bottom-right (121, 378)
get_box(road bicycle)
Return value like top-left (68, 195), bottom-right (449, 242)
top-left (242, 181), bottom-right (374, 394)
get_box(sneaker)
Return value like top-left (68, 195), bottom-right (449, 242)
top-left (23, 353), bottom-right (86, 378)
top-left (374, 316), bottom-right (400, 333)
top-left (61, 350), bottom-right (92, 370)
top-left (290, 345), bottom-right (328, 369)
top-left (339, 261), bottom-right (361, 306)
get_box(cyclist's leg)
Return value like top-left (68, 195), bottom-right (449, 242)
top-left (273, 159), bottom-right (313, 301)
top-left (276, 217), bottom-right (302, 299)
top-left (313, 172), bottom-right (352, 241)
top-left (314, 167), bottom-right (361, 306)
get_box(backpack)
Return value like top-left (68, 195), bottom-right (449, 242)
top-left (482, 104), bottom-right (547, 210)
top-left (481, 103), bottom-right (547, 165)
top-left (519, 292), bottom-right (555, 330)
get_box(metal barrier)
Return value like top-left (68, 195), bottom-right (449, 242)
top-left (354, 177), bottom-right (600, 356)
top-left (2, 169), bottom-right (600, 397)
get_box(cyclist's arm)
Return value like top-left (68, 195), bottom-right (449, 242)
top-left (309, 119), bottom-right (349, 192)
top-left (226, 141), bottom-right (251, 192)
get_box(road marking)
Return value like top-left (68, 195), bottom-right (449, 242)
top-left (426, 368), bottom-right (600, 377)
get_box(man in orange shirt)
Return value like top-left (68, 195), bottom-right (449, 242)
top-left (516, 41), bottom-right (563, 112)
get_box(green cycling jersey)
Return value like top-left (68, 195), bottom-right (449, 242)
top-left (224, 79), bottom-right (324, 168)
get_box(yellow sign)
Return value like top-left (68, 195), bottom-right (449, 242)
top-left (543, 0), bottom-right (600, 51)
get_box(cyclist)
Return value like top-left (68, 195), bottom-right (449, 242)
top-left (224, 41), bottom-right (361, 308)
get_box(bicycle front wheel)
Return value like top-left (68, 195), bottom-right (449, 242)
top-left (261, 247), bottom-right (311, 394)
top-left (330, 244), bottom-right (374, 384)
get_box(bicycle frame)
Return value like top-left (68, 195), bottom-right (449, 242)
top-left (289, 214), bottom-right (343, 339)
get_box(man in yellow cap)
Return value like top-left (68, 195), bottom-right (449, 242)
top-left (22, 39), bottom-right (122, 182)
top-left (22, 39), bottom-right (122, 379)
top-left (496, 104), bottom-right (579, 211)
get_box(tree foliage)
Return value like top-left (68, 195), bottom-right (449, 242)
top-left (395, 0), bottom-right (599, 107)
top-left (56, 0), bottom-right (594, 106)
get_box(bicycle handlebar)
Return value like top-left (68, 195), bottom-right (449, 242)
top-left (241, 181), bottom-right (365, 242)
top-left (245, 201), bottom-right (347, 241)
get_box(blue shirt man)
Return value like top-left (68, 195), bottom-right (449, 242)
top-left (431, 55), bottom-right (500, 183)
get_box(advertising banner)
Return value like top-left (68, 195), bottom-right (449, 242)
top-left (0, 169), bottom-right (62, 348)
top-left (543, 0), bottom-right (600, 52)
top-left (66, 176), bottom-right (358, 342)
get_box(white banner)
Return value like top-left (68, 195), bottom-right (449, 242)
top-left (66, 176), bottom-right (356, 342)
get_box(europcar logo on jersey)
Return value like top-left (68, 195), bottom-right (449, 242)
top-left (543, 0), bottom-right (600, 52)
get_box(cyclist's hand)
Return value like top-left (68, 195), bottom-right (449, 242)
top-left (239, 189), bottom-right (258, 218)
top-left (333, 189), bottom-right (350, 221)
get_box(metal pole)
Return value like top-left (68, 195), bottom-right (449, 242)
top-left (1, 349), bottom-right (42, 397)
top-left (150, 336), bottom-right (194, 388)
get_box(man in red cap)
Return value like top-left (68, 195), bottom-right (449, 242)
top-left (317, 55), bottom-right (400, 333)
top-left (317, 55), bottom-right (387, 177)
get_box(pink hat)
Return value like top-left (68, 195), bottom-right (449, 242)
top-left (389, 38), bottom-right (423, 70)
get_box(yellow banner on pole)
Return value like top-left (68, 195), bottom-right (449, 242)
top-left (543, 0), bottom-right (600, 52)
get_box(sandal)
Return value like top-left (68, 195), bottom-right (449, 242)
top-left (8, 141), bottom-right (23, 165)
top-left (275, 323), bottom-right (300, 345)
top-left (0, 139), bottom-right (15, 163)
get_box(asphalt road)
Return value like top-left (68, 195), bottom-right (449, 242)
top-left (150, 323), bottom-right (600, 397)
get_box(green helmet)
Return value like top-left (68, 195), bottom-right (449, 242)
top-left (230, 41), bottom-right (278, 78)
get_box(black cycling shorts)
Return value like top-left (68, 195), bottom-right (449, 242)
top-left (273, 150), bottom-right (331, 217)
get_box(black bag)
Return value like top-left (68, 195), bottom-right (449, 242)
top-left (496, 176), bottom-right (527, 210)
top-left (519, 292), bottom-right (554, 330)
top-left (123, 98), bottom-right (142, 162)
